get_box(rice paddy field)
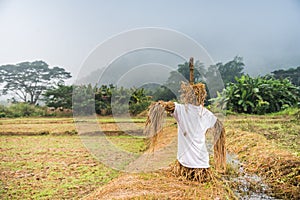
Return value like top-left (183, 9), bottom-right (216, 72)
top-left (0, 109), bottom-right (299, 199)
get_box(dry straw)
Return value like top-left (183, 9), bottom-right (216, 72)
top-left (180, 82), bottom-right (207, 106)
top-left (172, 160), bottom-right (213, 182)
top-left (144, 102), bottom-right (166, 138)
top-left (212, 119), bottom-right (226, 171)
top-left (144, 102), bottom-right (167, 152)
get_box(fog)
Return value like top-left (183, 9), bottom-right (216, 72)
top-left (0, 0), bottom-right (299, 83)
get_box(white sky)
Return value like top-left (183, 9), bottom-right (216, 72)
top-left (0, 0), bottom-right (300, 82)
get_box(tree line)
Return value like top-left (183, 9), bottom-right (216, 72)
top-left (0, 58), bottom-right (299, 117)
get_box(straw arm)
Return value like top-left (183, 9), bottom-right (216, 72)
top-left (158, 100), bottom-right (175, 113)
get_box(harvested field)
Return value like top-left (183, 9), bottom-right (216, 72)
top-left (0, 111), bottom-right (299, 199)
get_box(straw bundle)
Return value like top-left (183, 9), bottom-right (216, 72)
top-left (144, 102), bottom-right (167, 152)
top-left (163, 101), bottom-right (175, 113)
top-left (180, 82), bottom-right (206, 106)
top-left (211, 119), bottom-right (226, 172)
top-left (144, 102), bottom-right (166, 138)
top-left (172, 160), bottom-right (213, 182)
top-left (144, 101), bottom-right (175, 137)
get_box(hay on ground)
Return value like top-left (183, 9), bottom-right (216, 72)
top-left (171, 160), bottom-right (214, 183)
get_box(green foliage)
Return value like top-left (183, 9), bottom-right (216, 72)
top-left (73, 84), bottom-right (151, 116)
top-left (0, 105), bottom-right (8, 118)
top-left (0, 103), bottom-right (47, 118)
top-left (164, 60), bottom-right (207, 98)
top-left (73, 84), bottom-right (95, 115)
top-left (272, 66), bottom-right (300, 86)
top-left (95, 84), bottom-right (114, 115)
top-left (129, 101), bottom-right (151, 116)
top-left (205, 64), bottom-right (224, 99)
top-left (177, 60), bottom-right (206, 82)
top-left (224, 75), bottom-right (299, 114)
top-left (267, 107), bottom-right (300, 117)
top-left (0, 61), bottom-right (71, 105)
top-left (160, 56), bottom-right (244, 101)
top-left (129, 88), bottom-right (151, 115)
top-left (208, 91), bottom-right (229, 113)
top-left (217, 56), bottom-right (245, 85)
top-left (112, 86), bottom-right (151, 115)
top-left (151, 86), bottom-right (176, 101)
top-left (44, 85), bottom-right (73, 109)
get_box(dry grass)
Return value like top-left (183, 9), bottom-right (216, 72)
top-left (0, 117), bottom-right (146, 135)
top-left (144, 102), bottom-right (166, 138)
top-left (225, 114), bottom-right (300, 199)
top-left (1, 112), bottom-right (299, 199)
top-left (0, 117), bottom-right (145, 199)
top-left (180, 82), bottom-right (207, 106)
top-left (211, 119), bottom-right (227, 172)
top-left (172, 160), bottom-right (213, 183)
top-left (0, 135), bottom-right (118, 199)
top-left (225, 114), bottom-right (300, 156)
top-left (84, 169), bottom-right (235, 200)
top-left (0, 117), bottom-right (75, 135)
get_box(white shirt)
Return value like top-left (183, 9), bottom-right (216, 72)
top-left (173, 103), bottom-right (217, 168)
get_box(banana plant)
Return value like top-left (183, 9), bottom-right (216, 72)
top-left (222, 75), bottom-right (299, 114)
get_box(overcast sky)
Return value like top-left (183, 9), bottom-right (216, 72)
top-left (0, 0), bottom-right (300, 82)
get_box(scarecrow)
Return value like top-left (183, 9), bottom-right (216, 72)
top-left (145, 58), bottom-right (226, 182)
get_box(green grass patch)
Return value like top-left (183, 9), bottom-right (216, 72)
top-left (107, 135), bottom-right (147, 153)
top-left (225, 113), bottom-right (300, 156)
top-left (267, 107), bottom-right (299, 117)
top-left (0, 135), bottom-right (118, 199)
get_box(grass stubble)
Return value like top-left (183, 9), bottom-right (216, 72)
top-left (0, 110), bottom-right (299, 199)
top-left (225, 111), bottom-right (300, 199)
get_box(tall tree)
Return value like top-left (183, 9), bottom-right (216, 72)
top-left (43, 85), bottom-right (73, 109)
top-left (0, 61), bottom-right (71, 104)
top-left (205, 64), bottom-right (224, 98)
top-left (177, 60), bottom-right (206, 82)
top-left (217, 56), bottom-right (245, 85)
top-left (161, 60), bottom-right (206, 100)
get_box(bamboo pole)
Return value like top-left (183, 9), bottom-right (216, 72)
top-left (189, 57), bottom-right (194, 84)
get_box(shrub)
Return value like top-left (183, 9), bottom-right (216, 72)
top-left (0, 105), bottom-right (8, 118)
top-left (0, 103), bottom-right (47, 118)
top-left (0, 112), bottom-right (6, 118)
top-left (213, 75), bottom-right (299, 114)
top-left (129, 101), bottom-right (151, 116)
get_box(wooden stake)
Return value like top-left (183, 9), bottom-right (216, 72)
top-left (189, 57), bottom-right (194, 84)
